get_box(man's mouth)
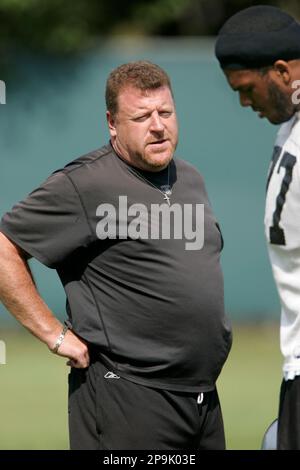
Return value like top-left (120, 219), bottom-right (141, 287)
top-left (149, 139), bottom-right (167, 145)
top-left (147, 140), bottom-right (170, 149)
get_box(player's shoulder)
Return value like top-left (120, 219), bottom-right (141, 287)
top-left (174, 157), bottom-right (205, 182)
top-left (22, 145), bottom-right (114, 199)
top-left (277, 113), bottom-right (300, 152)
top-left (58, 143), bottom-right (113, 176)
top-left (290, 114), bottom-right (300, 149)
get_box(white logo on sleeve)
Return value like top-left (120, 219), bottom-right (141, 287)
top-left (0, 341), bottom-right (6, 364)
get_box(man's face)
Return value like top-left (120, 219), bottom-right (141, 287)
top-left (224, 68), bottom-right (295, 124)
top-left (107, 85), bottom-right (178, 171)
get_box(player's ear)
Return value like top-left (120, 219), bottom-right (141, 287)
top-left (106, 110), bottom-right (117, 137)
top-left (273, 60), bottom-right (292, 85)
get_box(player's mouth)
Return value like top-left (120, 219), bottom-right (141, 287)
top-left (148, 139), bottom-right (168, 147)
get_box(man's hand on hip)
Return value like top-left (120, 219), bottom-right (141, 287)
top-left (52, 329), bottom-right (90, 368)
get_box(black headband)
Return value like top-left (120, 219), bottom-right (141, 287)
top-left (215, 5), bottom-right (300, 70)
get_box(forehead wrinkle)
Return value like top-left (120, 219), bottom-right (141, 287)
top-left (116, 86), bottom-right (174, 120)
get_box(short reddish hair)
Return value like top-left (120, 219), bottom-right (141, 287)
top-left (105, 60), bottom-right (173, 117)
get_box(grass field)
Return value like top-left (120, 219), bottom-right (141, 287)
top-left (218, 323), bottom-right (282, 449)
top-left (0, 324), bottom-right (282, 450)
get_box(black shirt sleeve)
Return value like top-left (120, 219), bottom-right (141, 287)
top-left (0, 171), bottom-right (92, 268)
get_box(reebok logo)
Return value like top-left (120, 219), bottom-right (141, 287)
top-left (104, 371), bottom-right (120, 379)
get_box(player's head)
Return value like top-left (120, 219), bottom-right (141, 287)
top-left (215, 5), bottom-right (300, 124)
top-left (105, 61), bottom-right (178, 171)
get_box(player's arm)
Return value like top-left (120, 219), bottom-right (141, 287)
top-left (0, 231), bottom-right (89, 368)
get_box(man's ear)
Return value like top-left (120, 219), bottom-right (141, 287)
top-left (273, 60), bottom-right (292, 85)
top-left (106, 111), bottom-right (117, 137)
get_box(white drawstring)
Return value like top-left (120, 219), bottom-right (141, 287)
top-left (197, 392), bottom-right (204, 405)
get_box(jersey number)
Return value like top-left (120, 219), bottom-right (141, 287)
top-left (267, 146), bottom-right (296, 245)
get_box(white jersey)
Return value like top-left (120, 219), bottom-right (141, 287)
top-left (265, 111), bottom-right (300, 380)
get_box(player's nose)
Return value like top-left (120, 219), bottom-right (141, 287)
top-left (150, 111), bottom-right (164, 132)
top-left (239, 92), bottom-right (252, 107)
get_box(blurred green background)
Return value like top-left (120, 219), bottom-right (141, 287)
top-left (0, 0), bottom-right (296, 450)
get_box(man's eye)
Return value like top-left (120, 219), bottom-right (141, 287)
top-left (133, 115), bottom-right (149, 122)
top-left (159, 111), bottom-right (172, 117)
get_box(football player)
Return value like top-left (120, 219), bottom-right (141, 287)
top-left (215, 5), bottom-right (300, 450)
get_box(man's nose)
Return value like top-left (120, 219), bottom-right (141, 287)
top-left (239, 92), bottom-right (252, 107)
top-left (150, 111), bottom-right (164, 132)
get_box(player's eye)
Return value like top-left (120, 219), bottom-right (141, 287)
top-left (242, 86), bottom-right (253, 93)
top-left (133, 114), bottom-right (150, 122)
top-left (159, 111), bottom-right (172, 118)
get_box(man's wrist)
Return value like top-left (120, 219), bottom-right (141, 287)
top-left (51, 324), bottom-right (69, 354)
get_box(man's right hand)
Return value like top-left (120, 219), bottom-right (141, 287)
top-left (51, 329), bottom-right (90, 368)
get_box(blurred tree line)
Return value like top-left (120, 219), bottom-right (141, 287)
top-left (0, 0), bottom-right (300, 55)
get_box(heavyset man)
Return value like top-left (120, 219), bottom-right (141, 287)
top-left (0, 61), bottom-right (231, 449)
